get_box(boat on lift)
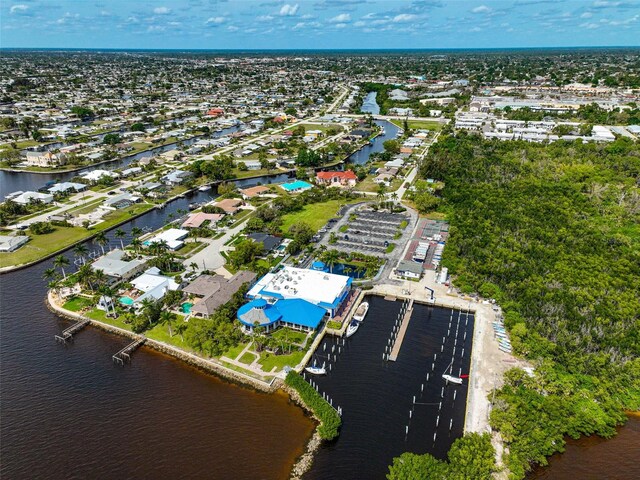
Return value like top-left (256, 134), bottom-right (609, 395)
top-left (442, 374), bottom-right (464, 385)
top-left (198, 185), bottom-right (211, 192)
top-left (346, 320), bottom-right (360, 338)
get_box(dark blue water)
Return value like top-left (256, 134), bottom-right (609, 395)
top-left (304, 296), bottom-right (474, 480)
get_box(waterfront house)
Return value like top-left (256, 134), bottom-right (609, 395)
top-left (0, 235), bottom-right (29, 252)
top-left (239, 185), bottom-right (271, 199)
top-left (81, 169), bottom-right (119, 183)
top-left (315, 170), bottom-right (357, 188)
top-left (103, 192), bottom-right (141, 210)
top-left (13, 191), bottom-right (54, 205)
top-left (181, 212), bottom-right (224, 229)
top-left (125, 267), bottom-right (180, 307)
top-left (162, 170), bottom-right (193, 186)
top-left (213, 198), bottom-right (244, 215)
top-left (25, 151), bottom-right (66, 167)
top-left (48, 182), bottom-right (87, 195)
top-left (183, 271), bottom-right (256, 318)
top-left (91, 249), bottom-right (146, 284)
top-left (144, 228), bottom-right (189, 250)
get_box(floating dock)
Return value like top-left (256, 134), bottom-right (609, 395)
top-left (388, 299), bottom-right (414, 361)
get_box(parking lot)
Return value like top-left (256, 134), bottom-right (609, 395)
top-left (317, 204), bottom-right (416, 262)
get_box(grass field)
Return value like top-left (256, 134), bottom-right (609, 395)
top-left (239, 352), bottom-right (256, 365)
top-left (356, 176), bottom-right (403, 193)
top-left (86, 308), bottom-right (133, 331)
top-left (63, 296), bottom-right (94, 312)
top-left (146, 322), bottom-right (190, 350)
top-left (280, 199), bottom-right (357, 234)
top-left (259, 349), bottom-right (305, 372)
top-left (390, 119), bottom-right (443, 131)
top-left (221, 342), bottom-right (248, 360)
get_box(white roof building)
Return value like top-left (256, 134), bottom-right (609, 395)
top-left (13, 191), bottom-right (54, 205)
top-left (144, 228), bottom-right (189, 250)
top-left (247, 266), bottom-right (351, 314)
top-left (91, 249), bottom-right (146, 280)
top-left (81, 169), bottom-right (120, 182)
top-left (130, 267), bottom-right (179, 304)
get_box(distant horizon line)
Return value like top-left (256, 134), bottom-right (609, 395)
top-left (1, 46), bottom-right (639, 53)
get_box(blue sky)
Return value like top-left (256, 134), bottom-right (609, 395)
top-left (2, 1), bottom-right (639, 49)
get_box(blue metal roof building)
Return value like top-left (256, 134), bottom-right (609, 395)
top-left (237, 298), bottom-right (327, 333)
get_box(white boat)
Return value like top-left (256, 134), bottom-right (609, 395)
top-left (198, 185), bottom-right (211, 192)
top-left (305, 365), bottom-right (327, 375)
top-left (353, 302), bottom-right (369, 322)
top-left (442, 374), bottom-right (464, 385)
top-left (346, 321), bottom-right (359, 338)
top-left (381, 128), bottom-right (386, 135)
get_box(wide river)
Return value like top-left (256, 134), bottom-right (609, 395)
top-left (1, 115), bottom-right (638, 478)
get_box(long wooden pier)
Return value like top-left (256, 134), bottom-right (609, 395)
top-left (54, 319), bottom-right (90, 343)
top-left (113, 337), bottom-right (146, 366)
top-left (389, 299), bottom-right (414, 361)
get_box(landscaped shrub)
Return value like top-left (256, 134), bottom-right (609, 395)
top-left (285, 371), bottom-right (341, 440)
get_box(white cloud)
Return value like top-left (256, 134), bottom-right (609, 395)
top-left (354, 20), bottom-right (366, 27)
top-left (206, 16), bottom-right (226, 25)
top-left (154, 7), bottom-right (170, 15)
top-left (472, 5), bottom-right (491, 14)
top-left (228, 25), bottom-right (239, 31)
top-left (580, 22), bottom-right (600, 28)
top-left (10, 4), bottom-right (28, 14)
top-left (148, 25), bottom-right (166, 32)
top-left (334, 22), bottom-right (347, 28)
top-left (280, 4), bottom-right (299, 16)
top-left (257, 15), bottom-right (274, 22)
top-left (330, 13), bottom-right (351, 22)
top-left (393, 14), bottom-right (417, 23)
top-left (581, 12), bottom-right (594, 18)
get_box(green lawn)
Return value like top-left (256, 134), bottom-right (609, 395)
top-left (280, 199), bottom-right (356, 234)
top-left (63, 296), bottom-right (94, 312)
top-left (146, 322), bottom-right (190, 349)
top-left (390, 119), bottom-right (443, 131)
top-left (176, 241), bottom-right (204, 256)
top-left (66, 197), bottom-right (106, 215)
top-left (272, 327), bottom-right (308, 346)
top-left (259, 350), bottom-right (306, 372)
top-left (239, 352), bottom-right (256, 365)
top-left (86, 308), bottom-right (133, 331)
top-left (356, 176), bottom-right (403, 193)
top-left (221, 342), bottom-right (248, 360)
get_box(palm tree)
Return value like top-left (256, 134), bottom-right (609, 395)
top-left (73, 243), bottom-right (89, 265)
top-left (92, 268), bottom-right (108, 289)
top-left (48, 278), bottom-right (62, 299)
top-left (131, 226), bottom-right (143, 238)
top-left (322, 249), bottom-right (341, 274)
top-left (160, 310), bottom-right (177, 337)
top-left (76, 263), bottom-right (95, 292)
top-left (114, 228), bottom-right (126, 249)
top-left (98, 284), bottom-right (117, 317)
top-left (391, 192), bottom-right (399, 203)
top-left (53, 255), bottom-right (69, 279)
top-left (131, 237), bottom-right (142, 253)
top-left (94, 231), bottom-right (108, 254)
top-left (42, 267), bottom-right (57, 282)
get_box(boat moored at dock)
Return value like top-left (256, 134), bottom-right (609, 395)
top-left (353, 302), bottom-right (369, 322)
top-left (345, 321), bottom-right (359, 338)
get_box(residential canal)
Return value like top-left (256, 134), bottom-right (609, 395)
top-left (0, 185), bottom-right (315, 480)
top-left (304, 297), bottom-right (474, 480)
top-left (0, 125), bottom-right (241, 198)
top-left (346, 120), bottom-right (400, 166)
top-left (361, 91), bottom-right (381, 115)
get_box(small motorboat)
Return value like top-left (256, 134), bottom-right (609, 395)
top-left (198, 185), bottom-right (211, 192)
top-left (346, 321), bottom-right (359, 338)
top-left (442, 374), bottom-right (464, 385)
top-left (305, 365), bottom-right (327, 375)
top-left (353, 302), bottom-right (369, 322)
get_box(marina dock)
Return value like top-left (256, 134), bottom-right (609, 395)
top-left (54, 319), bottom-right (90, 343)
top-left (388, 299), bottom-right (414, 361)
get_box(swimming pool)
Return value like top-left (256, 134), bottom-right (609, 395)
top-left (181, 302), bottom-right (193, 314)
top-left (280, 180), bottom-right (312, 192)
top-left (119, 296), bottom-right (135, 306)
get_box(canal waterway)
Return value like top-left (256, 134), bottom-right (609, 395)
top-left (0, 125), bottom-right (241, 198)
top-left (361, 91), bottom-right (381, 115)
top-left (304, 297), bottom-right (474, 480)
top-left (346, 120), bottom-right (400, 166)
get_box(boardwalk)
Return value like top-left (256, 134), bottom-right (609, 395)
top-left (388, 299), bottom-right (414, 361)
